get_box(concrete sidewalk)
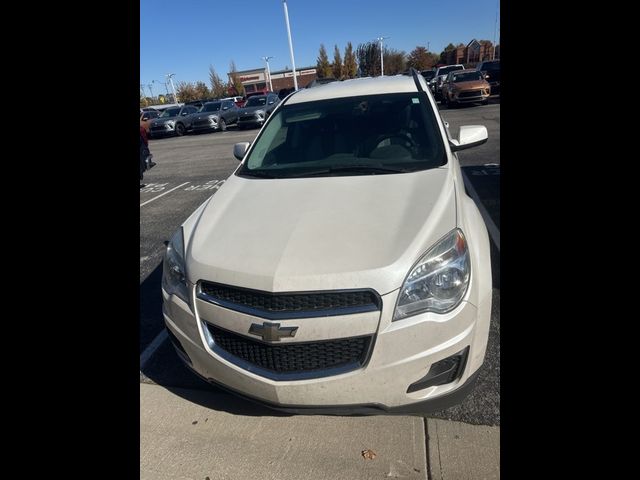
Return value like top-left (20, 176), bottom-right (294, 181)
top-left (140, 383), bottom-right (499, 480)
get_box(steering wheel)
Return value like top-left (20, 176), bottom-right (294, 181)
top-left (369, 133), bottom-right (417, 155)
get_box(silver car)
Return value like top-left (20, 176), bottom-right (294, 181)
top-left (148, 105), bottom-right (199, 138)
top-left (190, 100), bottom-right (240, 133)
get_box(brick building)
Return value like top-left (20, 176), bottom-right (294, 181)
top-left (229, 66), bottom-right (317, 94)
top-left (445, 39), bottom-right (498, 66)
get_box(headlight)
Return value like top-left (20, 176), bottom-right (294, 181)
top-left (166, 120), bottom-right (175, 128)
top-left (209, 115), bottom-right (218, 123)
top-left (162, 228), bottom-right (190, 305)
top-left (393, 229), bottom-right (470, 320)
top-left (255, 109), bottom-right (265, 118)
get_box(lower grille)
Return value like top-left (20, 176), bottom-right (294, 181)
top-left (240, 115), bottom-right (257, 121)
top-left (206, 324), bottom-right (372, 375)
top-left (458, 90), bottom-right (482, 98)
top-left (151, 124), bottom-right (167, 131)
top-left (193, 119), bottom-right (212, 127)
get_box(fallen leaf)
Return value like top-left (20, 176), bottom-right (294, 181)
top-left (192, 421), bottom-right (198, 425)
top-left (362, 449), bottom-right (377, 460)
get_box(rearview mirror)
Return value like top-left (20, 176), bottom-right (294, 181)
top-left (233, 142), bottom-right (250, 161)
top-left (449, 125), bottom-right (488, 152)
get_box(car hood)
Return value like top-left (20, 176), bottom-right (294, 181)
top-left (185, 167), bottom-right (457, 295)
top-left (151, 116), bottom-right (177, 124)
top-left (239, 105), bottom-right (267, 114)
top-left (452, 80), bottom-right (488, 90)
top-left (193, 112), bottom-right (220, 120)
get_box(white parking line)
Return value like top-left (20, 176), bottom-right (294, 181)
top-left (462, 169), bottom-right (500, 251)
top-left (140, 329), bottom-right (168, 370)
top-left (140, 182), bottom-right (190, 207)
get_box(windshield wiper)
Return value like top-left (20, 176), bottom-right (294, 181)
top-left (287, 165), bottom-right (410, 178)
top-left (237, 170), bottom-right (282, 179)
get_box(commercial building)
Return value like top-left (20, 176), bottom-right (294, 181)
top-left (444, 39), bottom-right (498, 66)
top-left (229, 66), bottom-right (317, 94)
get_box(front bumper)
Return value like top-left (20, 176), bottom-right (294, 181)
top-left (163, 282), bottom-right (491, 412)
top-left (149, 125), bottom-right (175, 137)
top-left (452, 92), bottom-right (491, 103)
top-left (237, 118), bottom-right (264, 128)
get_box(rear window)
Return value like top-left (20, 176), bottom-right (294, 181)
top-left (238, 92), bottom-right (446, 179)
top-left (453, 72), bottom-right (483, 82)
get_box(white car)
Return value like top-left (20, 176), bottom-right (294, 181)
top-left (162, 72), bottom-right (493, 413)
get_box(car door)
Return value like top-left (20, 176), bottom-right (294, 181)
top-left (220, 101), bottom-right (234, 123)
top-left (181, 106), bottom-right (198, 128)
top-left (442, 73), bottom-right (454, 99)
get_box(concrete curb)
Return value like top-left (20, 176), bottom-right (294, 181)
top-left (426, 418), bottom-right (500, 480)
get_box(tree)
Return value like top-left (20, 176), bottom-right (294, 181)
top-left (194, 81), bottom-right (210, 100)
top-left (209, 66), bottom-right (227, 98)
top-left (176, 81), bottom-right (198, 102)
top-left (343, 42), bottom-right (357, 78)
top-left (316, 44), bottom-right (332, 78)
top-left (383, 48), bottom-right (406, 75)
top-left (439, 43), bottom-right (456, 64)
top-left (228, 60), bottom-right (245, 96)
top-left (332, 45), bottom-right (343, 79)
top-left (355, 41), bottom-right (381, 77)
top-left (407, 46), bottom-right (432, 71)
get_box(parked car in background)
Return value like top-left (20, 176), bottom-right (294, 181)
top-left (441, 69), bottom-right (491, 107)
top-left (476, 60), bottom-right (500, 95)
top-left (162, 73), bottom-right (492, 414)
top-left (237, 93), bottom-right (280, 129)
top-left (421, 70), bottom-right (435, 83)
top-left (278, 87), bottom-right (296, 100)
top-left (429, 64), bottom-right (465, 100)
top-left (148, 105), bottom-right (199, 138)
top-left (190, 100), bottom-right (240, 133)
top-left (140, 109), bottom-right (160, 134)
top-left (222, 96), bottom-right (245, 108)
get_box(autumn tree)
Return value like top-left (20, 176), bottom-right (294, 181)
top-left (194, 81), bottom-right (210, 100)
top-left (355, 41), bottom-right (381, 77)
top-left (439, 43), bottom-right (456, 64)
top-left (407, 46), bottom-right (432, 70)
top-left (316, 44), bottom-right (333, 78)
top-left (228, 60), bottom-right (245, 96)
top-left (209, 66), bottom-right (227, 98)
top-left (176, 81), bottom-right (197, 102)
top-left (383, 48), bottom-right (406, 75)
top-left (331, 45), bottom-right (343, 79)
top-left (343, 42), bottom-right (357, 78)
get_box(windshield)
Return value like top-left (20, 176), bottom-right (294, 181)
top-left (453, 72), bottom-right (483, 82)
top-left (422, 71), bottom-right (435, 80)
top-left (237, 93), bottom-right (445, 179)
top-left (245, 96), bottom-right (267, 107)
top-left (439, 66), bottom-right (463, 76)
top-left (200, 102), bottom-right (221, 112)
top-left (160, 107), bottom-right (181, 118)
top-left (481, 62), bottom-right (500, 71)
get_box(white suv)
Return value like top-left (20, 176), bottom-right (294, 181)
top-left (162, 72), bottom-right (493, 414)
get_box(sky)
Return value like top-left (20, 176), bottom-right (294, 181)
top-left (140, 0), bottom-right (499, 92)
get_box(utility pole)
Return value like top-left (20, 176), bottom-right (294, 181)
top-left (282, 1), bottom-right (298, 90)
top-left (262, 56), bottom-right (274, 91)
top-left (166, 73), bottom-right (178, 103)
top-left (376, 36), bottom-right (389, 76)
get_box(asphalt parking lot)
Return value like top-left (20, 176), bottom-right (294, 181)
top-left (140, 99), bottom-right (500, 426)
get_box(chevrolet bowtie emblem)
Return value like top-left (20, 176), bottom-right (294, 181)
top-left (248, 322), bottom-right (298, 342)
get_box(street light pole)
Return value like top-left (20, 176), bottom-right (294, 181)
top-left (282, 0), bottom-right (298, 90)
top-left (262, 56), bottom-right (274, 91)
top-left (376, 36), bottom-right (389, 76)
top-left (166, 73), bottom-right (179, 103)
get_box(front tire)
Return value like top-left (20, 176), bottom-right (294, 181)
top-left (175, 123), bottom-right (185, 136)
top-left (219, 118), bottom-right (227, 131)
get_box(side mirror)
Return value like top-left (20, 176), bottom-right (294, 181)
top-left (233, 142), bottom-right (250, 161)
top-left (182, 112), bottom-right (188, 116)
top-left (223, 106), bottom-right (229, 110)
top-left (450, 125), bottom-right (488, 152)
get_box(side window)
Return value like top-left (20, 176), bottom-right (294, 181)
top-left (142, 114), bottom-right (150, 120)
